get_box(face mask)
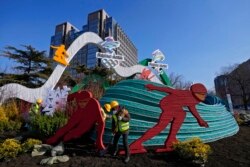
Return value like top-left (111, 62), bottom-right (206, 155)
top-left (113, 110), bottom-right (118, 115)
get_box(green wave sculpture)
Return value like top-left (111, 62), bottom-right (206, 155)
top-left (100, 79), bottom-right (239, 146)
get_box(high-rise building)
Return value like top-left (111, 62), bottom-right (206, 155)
top-left (214, 59), bottom-right (250, 109)
top-left (49, 9), bottom-right (138, 76)
top-left (214, 74), bottom-right (227, 100)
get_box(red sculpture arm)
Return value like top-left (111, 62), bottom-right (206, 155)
top-left (146, 84), bottom-right (174, 94)
top-left (95, 115), bottom-right (105, 150)
top-left (188, 106), bottom-right (208, 127)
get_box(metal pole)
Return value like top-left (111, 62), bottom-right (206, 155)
top-left (225, 77), bottom-right (234, 114)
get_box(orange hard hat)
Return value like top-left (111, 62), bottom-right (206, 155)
top-left (110, 101), bottom-right (119, 109)
top-left (36, 98), bottom-right (43, 104)
top-left (104, 104), bottom-right (111, 112)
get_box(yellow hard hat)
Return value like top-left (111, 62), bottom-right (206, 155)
top-left (104, 104), bottom-right (111, 112)
top-left (110, 101), bottom-right (119, 109)
top-left (36, 98), bottom-right (43, 104)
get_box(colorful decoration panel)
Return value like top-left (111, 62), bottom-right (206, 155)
top-left (42, 86), bottom-right (71, 116)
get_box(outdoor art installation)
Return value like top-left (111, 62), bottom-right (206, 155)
top-left (129, 83), bottom-right (208, 154)
top-left (0, 32), bottom-right (239, 156)
top-left (100, 79), bottom-right (239, 150)
top-left (51, 45), bottom-right (69, 66)
top-left (0, 32), bottom-right (104, 104)
top-left (42, 86), bottom-right (71, 116)
top-left (96, 36), bottom-right (124, 68)
top-left (46, 91), bottom-right (105, 151)
top-left (148, 49), bottom-right (168, 74)
top-left (139, 68), bottom-right (155, 80)
top-left (0, 32), bottom-right (164, 104)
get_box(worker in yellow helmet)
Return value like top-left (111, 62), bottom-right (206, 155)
top-left (98, 103), bottom-right (114, 157)
top-left (110, 100), bottom-right (130, 163)
top-left (24, 98), bottom-right (43, 130)
top-left (100, 103), bottom-right (112, 121)
top-left (29, 98), bottom-right (43, 116)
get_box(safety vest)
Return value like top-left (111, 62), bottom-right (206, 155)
top-left (113, 114), bottom-right (129, 133)
top-left (30, 103), bottom-right (40, 115)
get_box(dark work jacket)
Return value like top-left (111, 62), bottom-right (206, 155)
top-left (112, 106), bottom-right (130, 134)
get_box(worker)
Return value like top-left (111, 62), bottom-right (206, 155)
top-left (29, 98), bottom-right (43, 116)
top-left (111, 100), bottom-right (130, 163)
top-left (97, 103), bottom-right (112, 132)
top-left (101, 103), bottom-right (112, 121)
top-left (98, 103), bottom-right (113, 157)
top-left (24, 98), bottom-right (43, 130)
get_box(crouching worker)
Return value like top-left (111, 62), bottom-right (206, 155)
top-left (101, 104), bottom-right (112, 121)
top-left (111, 101), bottom-right (130, 163)
top-left (98, 103), bottom-right (113, 157)
top-left (29, 98), bottom-right (43, 116)
top-left (24, 98), bottom-right (43, 128)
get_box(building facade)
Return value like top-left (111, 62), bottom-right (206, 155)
top-left (214, 75), bottom-right (228, 100)
top-left (49, 9), bottom-right (138, 76)
top-left (214, 59), bottom-right (250, 109)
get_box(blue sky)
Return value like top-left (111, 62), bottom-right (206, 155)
top-left (1, 0), bottom-right (250, 90)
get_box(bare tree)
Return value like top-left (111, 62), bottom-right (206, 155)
top-left (216, 64), bottom-right (238, 76)
top-left (216, 60), bottom-right (250, 110)
top-left (169, 72), bottom-right (193, 89)
top-left (228, 62), bottom-right (250, 110)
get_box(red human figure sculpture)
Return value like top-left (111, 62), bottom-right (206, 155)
top-left (46, 91), bottom-right (105, 150)
top-left (139, 68), bottom-right (154, 80)
top-left (129, 83), bottom-right (209, 154)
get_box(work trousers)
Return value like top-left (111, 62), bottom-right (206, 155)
top-left (113, 131), bottom-right (130, 157)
